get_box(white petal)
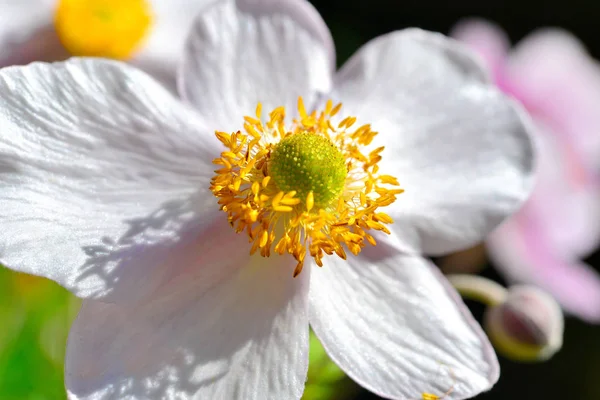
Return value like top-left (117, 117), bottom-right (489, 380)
top-left (309, 234), bottom-right (499, 400)
top-left (66, 249), bottom-right (310, 400)
top-left (179, 0), bottom-right (334, 132)
top-left (0, 0), bottom-right (66, 66)
top-left (330, 29), bottom-right (534, 255)
top-left (0, 58), bottom-right (219, 302)
top-left (131, 0), bottom-right (216, 91)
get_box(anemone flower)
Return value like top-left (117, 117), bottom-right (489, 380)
top-left (0, 1), bottom-right (534, 399)
top-left (452, 19), bottom-right (600, 323)
top-left (0, 0), bottom-right (213, 89)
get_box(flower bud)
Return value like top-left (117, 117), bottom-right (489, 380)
top-left (484, 285), bottom-right (563, 362)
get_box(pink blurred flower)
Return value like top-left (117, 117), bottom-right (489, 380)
top-left (452, 19), bottom-right (600, 322)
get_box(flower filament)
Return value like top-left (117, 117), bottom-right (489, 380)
top-left (210, 98), bottom-right (403, 276)
top-left (55, 0), bottom-right (152, 59)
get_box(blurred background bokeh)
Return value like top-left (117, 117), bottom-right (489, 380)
top-left (1, 0), bottom-right (600, 399)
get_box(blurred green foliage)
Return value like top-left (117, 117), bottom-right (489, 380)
top-left (303, 332), bottom-right (359, 400)
top-left (0, 265), bottom-right (79, 400)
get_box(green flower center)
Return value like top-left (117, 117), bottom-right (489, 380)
top-left (269, 132), bottom-right (347, 208)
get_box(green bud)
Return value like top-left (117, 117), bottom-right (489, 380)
top-left (485, 285), bottom-right (563, 362)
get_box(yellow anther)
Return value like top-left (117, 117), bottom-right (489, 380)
top-left (280, 197), bottom-right (301, 206)
top-left (255, 103), bottom-right (263, 119)
top-left (259, 230), bottom-right (269, 248)
top-left (338, 117), bottom-right (351, 129)
top-left (55, 0), bottom-right (152, 59)
top-left (271, 191), bottom-right (284, 209)
top-left (245, 124), bottom-right (262, 139)
top-left (330, 103), bottom-right (342, 116)
top-left (379, 175), bottom-right (400, 185)
top-left (374, 212), bottom-right (394, 224)
top-left (273, 205), bottom-right (294, 212)
top-left (244, 116), bottom-right (262, 126)
top-left (251, 182), bottom-right (260, 195)
top-left (298, 97), bottom-right (308, 120)
top-left (215, 131), bottom-right (231, 145)
top-left (248, 209), bottom-right (258, 222)
top-left (306, 191), bottom-right (314, 212)
top-left (261, 176), bottom-right (271, 188)
top-left (359, 191), bottom-right (367, 206)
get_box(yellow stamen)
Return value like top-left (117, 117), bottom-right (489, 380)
top-left (306, 191), bottom-right (314, 213)
top-left (210, 97), bottom-right (404, 275)
top-left (55, 0), bottom-right (152, 59)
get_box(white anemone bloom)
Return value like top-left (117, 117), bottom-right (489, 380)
top-left (0, 0), bottom-right (213, 88)
top-left (0, 0), bottom-right (534, 399)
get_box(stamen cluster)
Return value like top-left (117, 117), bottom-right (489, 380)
top-left (210, 98), bottom-right (403, 276)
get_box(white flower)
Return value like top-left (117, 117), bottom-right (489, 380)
top-left (0, 0), bottom-right (534, 399)
top-left (0, 0), bottom-right (213, 89)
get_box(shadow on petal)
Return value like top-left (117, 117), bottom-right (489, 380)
top-left (73, 190), bottom-right (231, 305)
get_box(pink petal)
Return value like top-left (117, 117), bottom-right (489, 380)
top-left (508, 29), bottom-right (600, 171)
top-left (449, 18), bottom-right (511, 85)
top-left (524, 121), bottom-right (600, 259)
top-left (488, 215), bottom-right (600, 323)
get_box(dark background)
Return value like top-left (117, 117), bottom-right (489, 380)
top-left (308, 1), bottom-right (600, 399)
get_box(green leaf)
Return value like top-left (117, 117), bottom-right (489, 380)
top-left (303, 331), bottom-right (359, 400)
